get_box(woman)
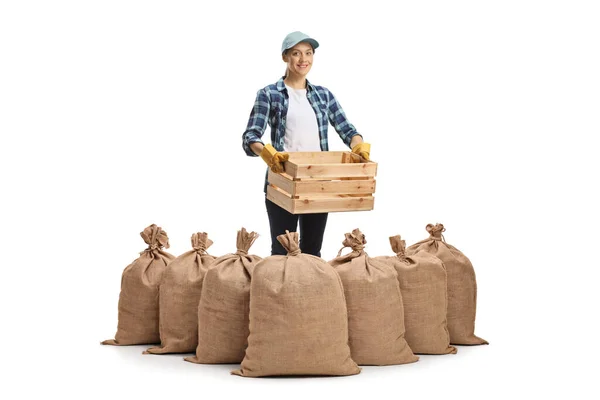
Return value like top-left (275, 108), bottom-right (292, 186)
top-left (242, 31), bottom-right (371, 257)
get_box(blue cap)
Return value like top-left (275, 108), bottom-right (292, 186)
top-left (281, 31), bottom-right (319, 54)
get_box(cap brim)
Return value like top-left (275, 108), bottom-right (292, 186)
top-left (304, 38), bottom-right (319, 50)
top-left (284, 38), bottom-right (320, 53)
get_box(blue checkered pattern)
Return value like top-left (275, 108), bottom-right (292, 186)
top-left (242, 77), bottom-right (362, 157)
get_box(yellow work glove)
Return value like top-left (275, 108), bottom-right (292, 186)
top-left (260, 144), bottom-right (289, 174)
top-left (351, 142), bottom-right (371, 161)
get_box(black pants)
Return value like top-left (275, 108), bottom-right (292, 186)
top-left (265, 196), bottom-right (328, 257)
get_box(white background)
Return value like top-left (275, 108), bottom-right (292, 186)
top-left (1, 0), bottom-right (599, 399)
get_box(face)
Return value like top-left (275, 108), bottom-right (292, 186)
top-left (283, 42), bottom-right (314, 77)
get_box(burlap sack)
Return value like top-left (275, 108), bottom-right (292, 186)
top-left (144, 232), bottom-right (215, 354)
top-left (374, 235), bottom-right (456, 355)
top-left (102, 224), bottom-right (175, 346)
top-left (232, 231), bottom-right (360, 377)
top-left (185, 228), bottom-right (262, 364)
top-left (328, 229), bottom-right (418, 366)
top-left (406, 224), bottom-right (488, 345)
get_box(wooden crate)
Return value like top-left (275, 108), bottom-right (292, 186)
top-left (266, 151), bottom-right (377, 214)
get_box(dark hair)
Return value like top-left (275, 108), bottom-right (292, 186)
top-left (283, 44), bottom-right (315, 56)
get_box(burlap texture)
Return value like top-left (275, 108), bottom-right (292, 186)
top-left (102, 224), bottom-right (175, 346)
top-left (374, 235), bottom-right (456, 354)
top-left (232, 231), bottom-right (360, 377)
top-left (406, 224), bottom-right (488, 345)
top-left (144, 232), bottom-right (215, 354)
top-left (184, 228), bottom-right (262, 364)
top-left (328, 229), bottom-right (418, 366)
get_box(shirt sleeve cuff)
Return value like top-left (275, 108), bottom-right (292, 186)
top-left (243, 139), bottom-right (264, 157)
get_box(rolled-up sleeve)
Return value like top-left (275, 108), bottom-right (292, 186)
top-left (327, 90), bottom-right (362, 148)
top-left (242, 89), bottom-right (270, 157)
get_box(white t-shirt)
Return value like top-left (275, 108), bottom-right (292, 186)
top-left (283, 84), bottom-right (321, 152)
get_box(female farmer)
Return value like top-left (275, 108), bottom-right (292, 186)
top-left (242, 31), bottom-right (370, 257)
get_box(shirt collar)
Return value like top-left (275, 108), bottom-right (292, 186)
top-left (276, 76), bottom-right (316, 92)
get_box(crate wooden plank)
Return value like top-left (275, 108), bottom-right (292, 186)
top-left (267, 170), bottom-right (296, 196)
top-left (269, 170), bottom-right (376, 196)
top-left (283, 161), bottom-right (298, 177)
top-left (266, 185), bottom-right (295, 213)
top-left (292, 175), bottom-right (367, 181)
top-left (293, 162), bottom-right (377, 179)
top-left (287, 151), bottom-right (346, 164)
top-left (294, 192), bottom-right (371, 199)
top-left (292, 196), bottom-right (375, 214)
top-left (287, 152), bottom-right (370, 165)
top-left (294, 178), bottom-right (375, 195)
top-left (283, 151), bottom-right (376, 179)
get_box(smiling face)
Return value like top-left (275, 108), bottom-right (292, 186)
top-left (283, 42), bottom-right (314, 78)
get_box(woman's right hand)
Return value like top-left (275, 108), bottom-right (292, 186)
top-left (260, 144), bottom-right (289, 174)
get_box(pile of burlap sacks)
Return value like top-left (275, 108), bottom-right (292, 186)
top-left (102, 223), bottom-right (487, 377)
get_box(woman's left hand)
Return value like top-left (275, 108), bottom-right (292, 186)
top-left (351, 142), bottom-right (371, 161)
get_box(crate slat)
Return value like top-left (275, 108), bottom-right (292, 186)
top-left (293, 196), bottom-right (374, 214)
top-left (286, 151), bottom-right (346, 164)
top-left (266, 185), bottom-right (294, 212)
top-left (293, 162), bottom-right (377, 179)
top-left (268, 170), bottom-right (376, 196)
top-left (294, 193), bottom-right (371, 199)
top-left (267, 170), bottom-right (296, 196)
top-left (294, 178), bottom-right (375, 195)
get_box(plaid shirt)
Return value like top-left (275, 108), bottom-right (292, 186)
top-left (242, 77), bottom-right (362, 157)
